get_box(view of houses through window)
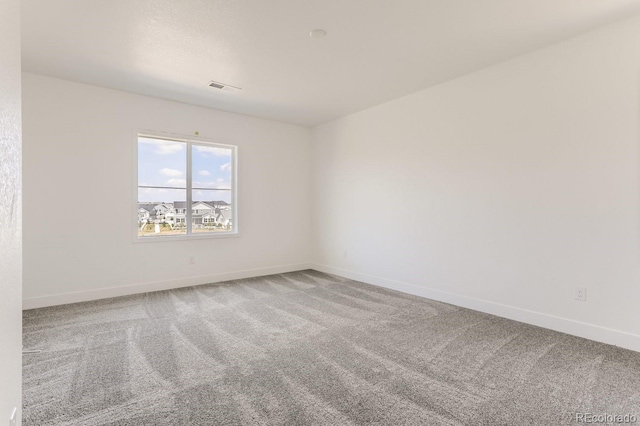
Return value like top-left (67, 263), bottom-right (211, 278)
top-left (137, 135), bottom-right (235, 237)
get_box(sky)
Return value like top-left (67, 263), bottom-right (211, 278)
top-left (138, 136), bottom-right (232, 204)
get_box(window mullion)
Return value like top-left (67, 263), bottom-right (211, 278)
top-left (186, 141), bottom-right (193, 235)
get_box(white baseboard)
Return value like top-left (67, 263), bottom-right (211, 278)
top-left (24, 261), bottom-right (640, 353)
top-left (23, 263), bottom-right (312, 310)
top-left (311, 263), bottom-right (640, 353)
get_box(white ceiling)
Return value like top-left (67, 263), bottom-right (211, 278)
top-left (21, 0), bottom-right (640, 127)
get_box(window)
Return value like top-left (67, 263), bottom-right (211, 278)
top-left (137, 134), bottom-right (236, 239)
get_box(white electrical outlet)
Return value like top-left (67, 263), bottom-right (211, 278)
top-left (575, 287), bottom-right (587, 302)
top-left (189, 256), bottom-right (195, 265)
top-left (10, 407), bottom-right (17, 426)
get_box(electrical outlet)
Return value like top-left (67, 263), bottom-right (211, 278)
top-left (189, 256), bottom-right (195, 265)
top-left (10, 407), bottom-right (17, 426)
top-left (575, 287), bottom-right (587, 302)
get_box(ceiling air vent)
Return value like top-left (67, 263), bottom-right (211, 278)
top-left (207, 80), bottom-right (241, 93)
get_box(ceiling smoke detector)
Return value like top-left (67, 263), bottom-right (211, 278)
top-left (207, 80), bottom-right (241, 93)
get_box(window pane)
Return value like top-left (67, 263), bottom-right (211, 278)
top-left (191, 144), bottom-right (232, 191)
top-left (192, 189), bottom-right (233, 233)
top-left (137, 188), bottom-right (187, 237)
top-left (138, 137), bottom-right (186, 188)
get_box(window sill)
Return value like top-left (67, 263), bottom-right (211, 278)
top-left (134, 231), bottom-right (239, 243)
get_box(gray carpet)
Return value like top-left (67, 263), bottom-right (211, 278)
top-left (23, 270), bottom-right (640, 425)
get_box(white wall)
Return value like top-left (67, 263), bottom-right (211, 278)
top-left (0, 0), bottom-right (22, 422)
top-left (23, 73), bottom-right (312, 307)
top-left (312, 14), bottom-right (640, 351)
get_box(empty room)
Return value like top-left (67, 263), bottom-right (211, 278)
top-left (3, 0), bottom-right (640, 424)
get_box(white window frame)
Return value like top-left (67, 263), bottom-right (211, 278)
top-left (134, 131), bottom-right (238, 242)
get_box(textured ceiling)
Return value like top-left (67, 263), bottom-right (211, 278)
top-left (21, 0), bottom-right (640, 127)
